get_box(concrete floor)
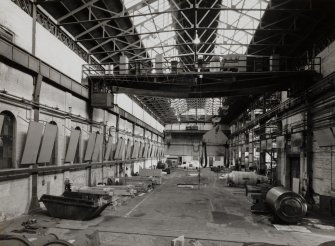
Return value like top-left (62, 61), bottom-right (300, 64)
top-left (1, 169), bottom-right (335, 246)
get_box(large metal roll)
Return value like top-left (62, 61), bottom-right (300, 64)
top-left (226, 171), bottom-right (268, 186)
top-left (265, 186), bottom-right (307, 224)
top-left (32, 234), bottom-right (58, 246)
top-left (0, 234), bottom-right (33, 246)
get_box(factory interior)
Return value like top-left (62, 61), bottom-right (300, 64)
top-left (1, 0), bottom-right (335, 245)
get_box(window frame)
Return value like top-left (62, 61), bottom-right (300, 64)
top-left (0, 110), bottom-right (16, 169)
top-left (48, 121), bottom-right (58, 166)
top-left (74, 126), bottom-right (82, 164)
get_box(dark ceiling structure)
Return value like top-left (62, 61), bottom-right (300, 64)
top-left (247, 0), bottom-right (335, 56)
top-left (33, 0), bottom-right (335, 125)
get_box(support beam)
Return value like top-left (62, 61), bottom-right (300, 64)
top-left (57, 0), bottom-right (100, 23)
top-left (32, 2), bottom-right (37, 55)
top-left (87, 70), bottom-right (316, 98)
top-left (28, 73), bottom-right (43, 213)
top-left (59, 7), bottom-right (192, 26)
top-left (77, 27), bottom-right (191, 42)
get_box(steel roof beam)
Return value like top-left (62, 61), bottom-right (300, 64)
top-left (197, 11), bottom-right (221, 53)
top-left (216, 32), bottom-right (245, 46)
top-left (89, 42), bottom-right (286, 55)
top-left (226, 0), bottom-right (247, 54)
top-left (92, 0), bottom-right (158, 16)
top-left (84, 0), bottom-right (143, 61)
top-left (171, 14), bottom-right (193, 41)
top-left (99, 33), bottom-right (176, 61)
top-left (197, 7), bottom-right (312, 11)
top-left (55, 0), bottom-right (159, 25)
top-left (77, 27), bottom-right (191, 42)
top-left (75, 19), bottom-right (110, 40)
top-left (125, 0), bottom-right (158, 13)
top-left (56, 0), bottom-right (100, 23)
top-left (198, 0), bottom-right (220, 26)
top-left (169, 0), bottom-right (192, 20)
top-left (88, 12), bottom-right (161, 52)
top-left (219, 7), bottom-right (261, 22)
top-left (216, 20), bottom-right (254, 36)
top-left (59, 7), bottom-right (192, 26)
top-left (57, 1), bottom-right (118, 64)
top-left (77, 26), bottom-right (290, 42)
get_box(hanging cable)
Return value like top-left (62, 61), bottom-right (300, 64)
top-left (201, 141), bottom-right (208, 168)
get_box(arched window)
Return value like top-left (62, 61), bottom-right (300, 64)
top-left (48, 121), bottom-right (57, 166)
top-left (0, 111), bottom-right (16, 169)
top-left (74, 126), bottom-right (82, 164)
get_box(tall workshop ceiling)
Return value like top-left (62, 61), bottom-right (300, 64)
top-left (37, 0), bottom-right (335, 124)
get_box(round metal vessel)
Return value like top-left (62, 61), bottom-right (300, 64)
top-left (0, 234), bottom-right (33, 246)
top-left (32, 234), bottom-right (58, 246)
top-left (265, 186), bottom-right (307, 224)
top-left (227, 171), bottom-right (268, 186)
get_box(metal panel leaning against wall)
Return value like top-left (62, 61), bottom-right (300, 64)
top-left (104, 135), bottom-right (114, 161)
top-left (37, 123), bottom-right (57, 164)
top-left (125, 139), bottom-right (132, 160)
top-left (65, 129), bottom-right (80, 163)
top-left (313, 128), bottom-right (335, 146)
top-left (0, 114), bottom-right (4, 135)
top-left (131, 141), bottom-right (140, 159)
top-left (139, 141), bottom-right (144, 159)
top-left (144, 141), bottom-right (148, 159)
top-left (114, 137), bottom-right (123, 160)
top-left (21, 121), bottom-right (44, 165)
top-left (84, 132), bottom-right (97, 162)
top-left (147, 143), bottom-right (152, 158)
top-left (92, 133), bottom-right (103, 162)
top-left (120, 138), bottom-right (127, 161)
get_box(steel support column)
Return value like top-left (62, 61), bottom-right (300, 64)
top-left (28, 73), bottom-right (42, 214)
top-left (31, 1), bottom-right (37, 55)
top-left (305, 101), bottom-right (314, 203)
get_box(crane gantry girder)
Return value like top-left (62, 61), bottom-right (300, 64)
top-left (88, 70), bottom-right (320, 98)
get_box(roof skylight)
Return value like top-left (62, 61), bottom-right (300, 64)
top-left (123, 0), bottom-right (179, 61)
top-left (214, 0), bottom-right (269, 57)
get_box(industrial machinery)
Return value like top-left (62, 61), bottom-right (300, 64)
top-left (221, 54), bottom-right (247, 72)
top-left (265, 186), bottom-right (307, 224)
top-left (201, 124), bottom-right (229, 168)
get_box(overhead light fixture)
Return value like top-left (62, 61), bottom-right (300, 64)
top-left (193, 31), bottom-right (200, 44)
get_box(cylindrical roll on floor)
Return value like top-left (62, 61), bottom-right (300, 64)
top-left (265, 186), bottom-right (307, 224)
top-left (44, 239), bottom-right (73, 246)
top-left (31, 234), bottom-right (58, 246)
top-left (0, 234), bottom-right (33, 246)
top-left (226, 171), bottom-right (268, 186)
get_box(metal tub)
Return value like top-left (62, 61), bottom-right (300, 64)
top-left (40, 194), bottom-right (109, 220)
top-left (63, 191), bottom-right (112, 203)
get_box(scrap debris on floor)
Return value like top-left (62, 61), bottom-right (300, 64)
top-left (273, 225), bottom-right (312, 233)
top-left (1, 168), bottom-right (335, 246)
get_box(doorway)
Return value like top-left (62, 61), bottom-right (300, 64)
top-left (178, 156), bottom-right (182, 165)
top-left (0, 111), bottom-right (15, 169)
top-left (209, 157), bottom-right (214, 167)
top-left (289, 156), bottom-right (300, 190)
